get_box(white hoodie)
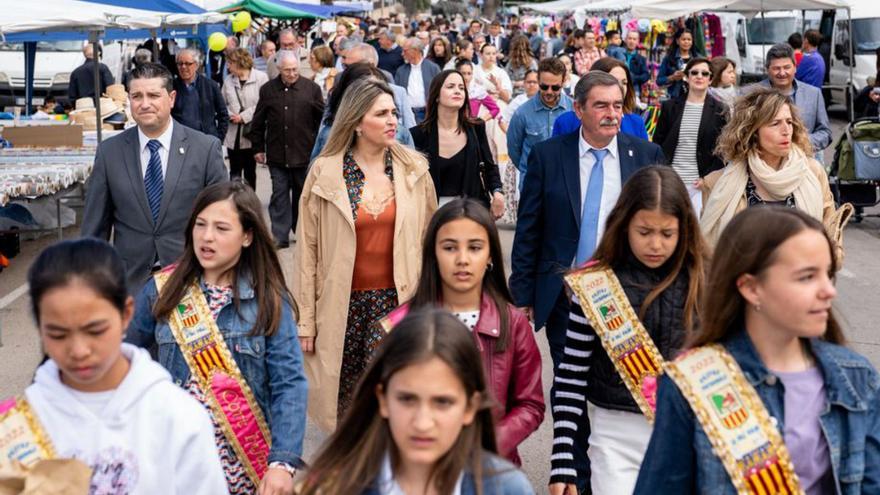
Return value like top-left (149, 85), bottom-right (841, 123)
top-left (25, 343), bottom-right (229, 495)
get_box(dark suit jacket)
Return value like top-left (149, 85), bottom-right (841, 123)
top-left (410, 120), bottom-right (502, 203)
top-left (510, 131), bottom-right (665, 330)
top-left (171, 75), bottom-right (229, 141)
top-left (394, 60), bottom-right (441, 107)
top-left (81, 121), bottom-right (228, 293)
top-left (652, 94), bottom-right (727, 178)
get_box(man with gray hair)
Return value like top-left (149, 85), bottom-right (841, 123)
top-left (171, 47), bottom-right (228, 141)
top-left (755, 43), bottom-right (832, 161)
top-left (122, 48), bottom-right (153, 88)
top-left (253, 39), bottom-right (276, 72)
top-left (511, 70), bottom-right (664, 495)
top-left (377, 28), bottom-right (405, 74)
top-left (337, 42), bottom-right (415, 129)
top-left (393, 37), bottom-right (440, 123)
top-left (268, 29), bottom-right (311, 79)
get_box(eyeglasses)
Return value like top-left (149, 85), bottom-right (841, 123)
top-left (688, 70), bottom-right (711, 77)
top-left (176, 61), bottom-right (196, 67)
top-left (539, 84), bottom-right (562, 91)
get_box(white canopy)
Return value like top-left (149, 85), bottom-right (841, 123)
top-left (0, 0), bottom-right (225, 35)
top-left (630, 0), bottom-right (852, 19)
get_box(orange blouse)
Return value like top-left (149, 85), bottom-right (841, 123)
top-left (351, 198), bottom-right (396, 291)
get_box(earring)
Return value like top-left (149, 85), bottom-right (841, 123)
top-left (356, 128), bottom-right (363, 137)
top-left (486, 262), bottom-right (494, 272)
top-left (755, 303), bottom-right (762, 312)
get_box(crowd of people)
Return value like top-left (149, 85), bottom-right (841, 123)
top-left (2, 10), bottom-right (880, 495)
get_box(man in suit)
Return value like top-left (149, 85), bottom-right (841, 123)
top-left (757, 43), bottom-right (832, 162)
top-left (394, 37), bottom-right (440, 124)
top-left (487, 20), bottom-right (510, 64)
top-left (82, 62), bottom-right (228, 293)
top-left (510, 71), bottom-right (664, 494)
top-left (171, 48), bottom-right (228, 142)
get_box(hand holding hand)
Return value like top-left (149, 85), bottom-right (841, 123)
top-left (491, 191), bottom-right (505, 219)
top-left (299, 337), bottom-right (315, 353)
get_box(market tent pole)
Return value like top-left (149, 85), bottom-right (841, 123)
top-left (24, 42), bottom-right (36, 116)
top-left (848, 7), bottom-right (853, 120)
top-left (91, 30), bottom-right (103, 144)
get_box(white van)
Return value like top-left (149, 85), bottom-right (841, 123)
top-left (824, 5), bottom-right (880, 108)
top-left (717, 11), bottom-right (805, 83)
top-left (0, 40), bottom-right (122, 110)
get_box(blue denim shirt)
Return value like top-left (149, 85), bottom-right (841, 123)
top-left (506, 93), bottom-right (573, 176)
top-left (126, 275), bottom-right (308, 468)
top-left (360, 453), bottom-right (535, 495)
top-left (634, 329), bottom-right (880, 494)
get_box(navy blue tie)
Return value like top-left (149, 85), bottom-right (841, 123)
top-left (144, 139), bottom-right (164, 224)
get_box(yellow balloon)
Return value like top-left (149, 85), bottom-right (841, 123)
top-left (208, 32), bottom-right (228, 52)
top-left (232, 11), bottom-right (252, 33)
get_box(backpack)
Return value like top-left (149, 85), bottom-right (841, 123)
top-left (832, 117), bottom-right (880, 181)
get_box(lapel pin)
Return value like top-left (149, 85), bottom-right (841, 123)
top-left (628, 150), bottom-right (633, 157)
top-left (179, 147), bottom-right (185, 155)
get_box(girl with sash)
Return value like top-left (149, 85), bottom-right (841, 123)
top-left (1, 238), bottom-right (226, 494)
top-left (300, 307), bottom-right (535, 495)
top-left (550, 166), bottom-right (708, 495)
top-left (127, 181), bottom-right (308, 495)
top-left (635, 207), bottom-right (880, 495)
top-left (376, 199), bottom-right (544, 465)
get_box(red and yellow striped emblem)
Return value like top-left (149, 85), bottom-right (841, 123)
top-left (192, 344), bottom-right (228, 379)
top-left (606, 315), bottom-right (624, 330)
top-left (619, 346), bottom-right (659, 383)
top-left (745, 457), bottom-right (796, 495)
top-left (723, 408), bottom-right (749, 429)
top-left (182, 314), bottom-right (199, 327)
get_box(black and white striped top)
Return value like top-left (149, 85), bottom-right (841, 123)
top-left (549, 294), bottom-right (597, 485)
top-left (670, 102), bottom-right (704, 184)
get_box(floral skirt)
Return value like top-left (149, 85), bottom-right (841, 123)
top-left (337, 288), bottom-right (398, 420)
top-left (185, 379), bottom-right (256, 494)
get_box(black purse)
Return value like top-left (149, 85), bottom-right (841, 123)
top-left (234, 85), bottom-right (252, 138)
top-left (467, 125), bottom-right (493, 205)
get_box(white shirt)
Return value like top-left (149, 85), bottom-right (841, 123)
top-left (473, 63), bottom-right (512, 96)
top-left (407, 61), bottom-right (426, 108)
top-left (137, 120), bottom-right (174, 179)
top-left (379, 453), bottom-right (463, 495)
top-left (578, 131), bottom-right (622, 253)
top-left (501, 93), bottom-right (529, 123)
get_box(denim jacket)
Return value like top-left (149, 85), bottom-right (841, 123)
top-left (634, 329), bottom-right (880, 495)
top-left (506, 93), bottom-right (574, 176)
top-left (360, 452), bottom-right (535, 495)
top-left (126, 275), bottom-right (309, 468)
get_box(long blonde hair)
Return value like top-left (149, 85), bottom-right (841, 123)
top-left (318, 79), bottom-right (426, 167)
top-left (714, 87), bottom-right (813, 163)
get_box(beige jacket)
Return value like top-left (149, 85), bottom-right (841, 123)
top-left (292, 146), bottom-right (437, 431)
top-left (221, 68), bottom-right (269, 150)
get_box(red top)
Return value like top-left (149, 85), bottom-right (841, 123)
top-left (351, 198), bottom-right (396, 291)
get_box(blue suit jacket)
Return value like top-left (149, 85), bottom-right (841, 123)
top-left (509, 131), bottom-right (665, 330)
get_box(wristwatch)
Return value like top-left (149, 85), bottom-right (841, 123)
top-left (268, 462), bottom-right (297, 478)
top-left (492, 188), bottom-right (504, 196)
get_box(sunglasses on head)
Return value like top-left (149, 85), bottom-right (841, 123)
top-left (539, 83), bottom-right (562, 91)
top-left (688, 70), bottom-right (711, 77)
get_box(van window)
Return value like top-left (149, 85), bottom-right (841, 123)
top-left (736, 20), bottom-right (746, 57)
top-left (853, 18), bottom-right (880, 53)
top-left (834, 19), bottom-right (851, 62)
top-left (747, 18), bottom-right (798, 45)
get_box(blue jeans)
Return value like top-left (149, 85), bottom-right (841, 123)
top-left (546, 292), bottom-right (591, 494)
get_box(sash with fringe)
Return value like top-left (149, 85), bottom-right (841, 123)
top-left (0, 397), bottom-right (54, 468)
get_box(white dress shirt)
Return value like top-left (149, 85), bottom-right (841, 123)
top-left (473, 63), bottom-right (513, 95)
top-left (578, 130), bottom-right (622, 249)
top-left (407, 61), bottom-right (426, 108)
top-left (137, 120), bottom-right (174, 179)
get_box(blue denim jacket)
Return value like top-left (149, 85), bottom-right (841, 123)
top-left (126, 276), bottom-right (308, 468)
top-left (506, 93), bottom-right (573, 177)
top-left (360, 453), bottom-right (535, 495)
top-left (634, 329), bottom-right (880, 494)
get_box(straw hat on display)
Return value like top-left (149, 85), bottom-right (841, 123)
top-left (68, 97), bottom-right (122, 130)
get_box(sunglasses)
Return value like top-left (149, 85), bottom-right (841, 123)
top-left (539, 84), bottom-right (562, 91)
top-left (688, 70), bottom-right (711, 77)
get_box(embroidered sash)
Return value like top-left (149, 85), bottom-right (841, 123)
top-left (0, 397), bottom-right (55, 468)
top-left (155, 271), bottom-right (271, 485)
top-left (665, 345), bottom-right (803, 495)
top-left (565, 266), bottom-right (665, 421)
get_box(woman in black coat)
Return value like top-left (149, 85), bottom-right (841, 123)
top-left (411, 69), bottom-right (504, 218)
top-left (652, 57), bottom-right (728, 215)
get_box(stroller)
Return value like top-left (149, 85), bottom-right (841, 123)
top-left (828, 116), bottom-right (880, 222)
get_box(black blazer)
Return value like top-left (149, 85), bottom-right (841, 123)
top-left (653, 94), bottom-right (728, 178)
top-left (410, 120), bottom-right (502, 204)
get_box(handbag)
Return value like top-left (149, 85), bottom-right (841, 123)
top-left (467, 125), bottom-right (493, 205)
top-left (234, 84), bottom-right (252, 138)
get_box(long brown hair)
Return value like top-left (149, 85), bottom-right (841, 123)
top-left (420, 69), bottom-right (477, 134)
top-left (714, 86), bottom-right (813, 163)
top-left (152, 181), bottom-right (291, 336)
top-left (688, 207), bottom-right (843, 348)
top-left (409, 199), bottom-right (512, 351)
top-left (507, 34), bottom-right (534, 70)
top-left (589, 166), bottom-right (707, 332)
top-left (591, 57), bottom-right (637, 114)
top-left (300, 308), bottom-right (498, 495)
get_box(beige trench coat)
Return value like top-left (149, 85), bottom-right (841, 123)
top-left (292, 145), bottom-right (438, 431)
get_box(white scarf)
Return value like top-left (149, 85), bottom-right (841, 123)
top-left (701, 147), bottom-right (824, 245)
